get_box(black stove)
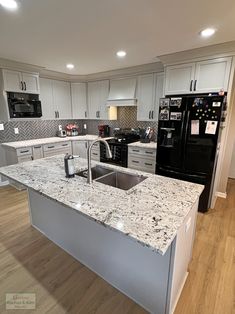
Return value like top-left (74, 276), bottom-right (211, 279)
top-left (100, 129), bottom-right (140, 167)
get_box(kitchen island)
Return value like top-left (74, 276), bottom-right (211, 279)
top-left (0, 156), bottom-right (203, 314)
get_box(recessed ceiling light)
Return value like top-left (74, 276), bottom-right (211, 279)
top-left (116, 50), bottom-right (126, 58)
top-left (0, 0), bottom-right (18, 10)
top-left (66, 64), bottom-right (74, 70)
top-left (200, 28), bottom-right (216, 38)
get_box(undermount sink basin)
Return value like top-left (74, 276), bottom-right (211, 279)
top-left (76, 165), bottom-right (113, 180)
top-left (96, 171), bottom-right (147, 191)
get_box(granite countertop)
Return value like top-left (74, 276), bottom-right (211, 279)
top-left (128, 141), bottom-right (157, 149)
top-left (0, 156), bottom-right (203, 255)
top-left (1, 135), bottom-right (113, 149)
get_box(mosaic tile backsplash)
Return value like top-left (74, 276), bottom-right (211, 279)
top-left (0, 107), bottom-right (158, 143)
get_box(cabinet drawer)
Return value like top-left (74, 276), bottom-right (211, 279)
top-left (128, 146), bottom-right (156, 159)
top-left (128, 155), bottom-right (155, 174)
top-left (18, 155), bottom-right (33, 163)
top-left (43, 141), bottom-right (71, 152)
top-left (32, 145), bottom-right (43, 160)
top-left (16, 147), bottom-right (32, 157)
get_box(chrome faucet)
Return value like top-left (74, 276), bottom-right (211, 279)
top-left (87, 139), bottom-right (112, 184)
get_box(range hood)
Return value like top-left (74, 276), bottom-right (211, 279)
top-left (107, 77), bottom-right (137, 106)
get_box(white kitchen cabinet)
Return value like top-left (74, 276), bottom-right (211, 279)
top-left (40, 78), bottom-right (55, 119)
top-left (137, 72), bottom-right (164, 121)
top-left (164, 57), bottom-right (232, 95)
top-left (128, 146), bottom-right (156, 174)
top-left (40, 78), bottom-right (72, 120)
top-left (43, 141), bottom-right (72, 158)
top-left (137, 74), bottom-right (155, 121)
top-left (2, 69), bottom-right (40, 94)
top-left (32, 145), bottom-right (43, 160)
top-left (72, 140), bottom-right (88, 158)
top-left (194, 58), bottom-right (232, 93)
top-left (165, 63), bottom-right (195, 95)
top-left (53, 80), bottom-right (72, 119)
top-left (71, 83), bottom-right (88, 119)
top-left (88, 80), bottom-right (109, 120)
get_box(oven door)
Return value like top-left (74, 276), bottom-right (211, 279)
top-left (8, 99), bottom-right (42, 118)
top-left (100, 143), bottom-right (128, 167)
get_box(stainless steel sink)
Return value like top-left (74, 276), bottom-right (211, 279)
top-left (95, 171), bottom-right (147, 190)
top-left (76, 165), bottom-right (113, 180)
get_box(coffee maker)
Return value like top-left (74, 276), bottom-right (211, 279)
top-left (98, 125), bottom-right (110, 138)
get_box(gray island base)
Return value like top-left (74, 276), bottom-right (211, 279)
top-left (0, 156), bottom-right (203, 314)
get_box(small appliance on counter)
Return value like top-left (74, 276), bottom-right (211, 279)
top-left (98, 125), bottom-right (110, 138)
top-left (64, 154), bottom-right (75, 178)
top-left (66, 124), bottom-right (79, 136)
top-left (56, 130), bottom-right (67, 137)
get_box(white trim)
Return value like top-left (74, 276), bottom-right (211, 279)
top-left (170, 272), bottom-right (188, 314)
top-left (215, 191), bottom-right (227, 199)
top-left (0, 180), bottom-right (9, 187)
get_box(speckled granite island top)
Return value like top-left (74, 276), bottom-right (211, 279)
top-left (0, 156), bottom-right (204, 255)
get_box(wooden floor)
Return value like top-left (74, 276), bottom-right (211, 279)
top-left (0, 182), bottom-right (234, 314)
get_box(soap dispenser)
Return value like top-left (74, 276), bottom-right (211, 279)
top-left (64, 154), bottom-right (75, 178)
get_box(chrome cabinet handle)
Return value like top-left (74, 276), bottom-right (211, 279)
top-left (194, 80), bottom-right (197, 91)
top-left (48, 146), bottom-right (55, 149)
top-left (132, 160), bottom-right (139, 163)
top-left (57, 111), bottom-right (59, 118)
top-left (145, 162), bottom-right (153, 166)
top-left (20, 81), bottom-right (24, 90)
top-left (151, 110), bottom-right (154, 119)
top-left (149, 111), bottom-right (151, 119)
top-left (20, 150), bottom-right (30, 153)
top-left (24, 82), bottom-right (26, 90)
top-left (34, 146), bottom-right (41, 149)
top-left (85, 111), bottom-right (87, 118)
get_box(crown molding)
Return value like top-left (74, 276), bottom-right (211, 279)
top-left (0, 57), bottom-right (44, 73)
top-left (158, 40), bottom-right (235, 66)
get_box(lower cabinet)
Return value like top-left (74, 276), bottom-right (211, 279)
top-left (43, 142), bottom-right (72, 158)
top-left (72, 141), bottom-right (88, 158)
top-left (88, 141), bottom-right (100, 161)
top-left (128, 146), bottom-right (156, 174)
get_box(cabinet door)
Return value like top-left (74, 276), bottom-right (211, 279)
top-left (18, 155), bottom-right (33, 163)
top-left (137, 74), bottom-right (155, 121)
top-left (32, 145), bottom-right (43, 160)
top-left (53, 80), bottom-right (72, 119)
top-left (2, 70), bottom-right (22, 92)
top-left (153, 72), bottom-right (164, 121)
top-left (87, 81), bottom-right (101, 119)
top-left (194, 57), bottom-right (232, 93)
top-left (165, 63), bottom-right (195, 95)
top-left (22, 72), bottom-right (40, 94)
top-left (40, 78), bottom-right (56, 119)
top-left (72, 141), bottom-right (88, 158)
top-left (99, 80), bottom-right (109, 120)
top-left (71, 83), bottom-right (88, 119)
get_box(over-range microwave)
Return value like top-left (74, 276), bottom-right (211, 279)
top-left (7, 92), bottom-right (42, 118)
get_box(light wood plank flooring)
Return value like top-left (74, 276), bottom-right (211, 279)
top-left (0, 181), bottom-right (234, 313)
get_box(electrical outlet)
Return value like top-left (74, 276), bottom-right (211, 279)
top-left (83, 124), bottom-right (87, 130)
top-left (14, 128), bottom-right (19, 134)
top-left (0, 123), bottom-right (4, 131)
top-left (58, 125), bottom-right (62, 131)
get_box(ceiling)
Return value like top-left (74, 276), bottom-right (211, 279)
top-left (0, 0), bottom-right (235, 75)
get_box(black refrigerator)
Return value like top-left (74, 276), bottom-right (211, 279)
top-left (156, 94), bottom-right (226, 212)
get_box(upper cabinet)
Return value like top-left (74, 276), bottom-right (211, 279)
top-left (88, 80), bottom-right (110, 120)
top-left (71, 83), bottom-right (88, 119)
top-left (2, 69), bottom-right (40, 94)
top-left (40, 78), bottom-right (72, 120)
top-left (53, 80), bottom-right (72, 119)
top-left (137, 72), bottom-right (164, 121)
top-left (164, 57), bottom-right (232, 95)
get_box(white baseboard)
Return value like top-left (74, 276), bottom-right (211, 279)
top-left (215, 191), bottom-right (227, 199)
top-left (0, 180), bottom-right (9, 187)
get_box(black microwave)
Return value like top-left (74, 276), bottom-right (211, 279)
top-left (7, 92), bottom-right (42, 118)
